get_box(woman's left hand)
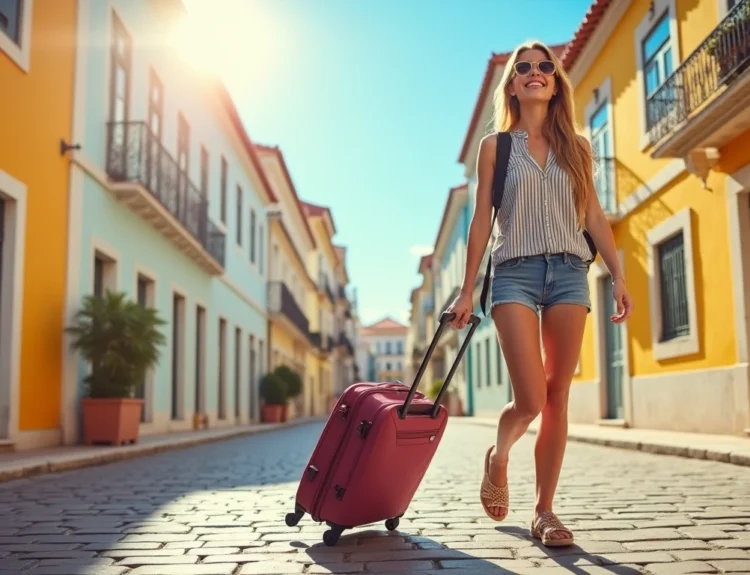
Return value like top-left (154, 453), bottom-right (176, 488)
top-left (611, 278), bottom-right (633, 324)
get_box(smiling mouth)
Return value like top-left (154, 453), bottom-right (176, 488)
top-left (525, 81), bottom-right (546, 88)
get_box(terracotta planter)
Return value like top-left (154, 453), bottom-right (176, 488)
top-left (81, 398), bottom-right (143, 446)
top-left (262, 404), bottom-right (284, 423)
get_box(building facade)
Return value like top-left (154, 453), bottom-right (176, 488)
top-left (359, 318), bottom-right (408, 383)
top-left (0, 0), bottom-right (78, 450)
top-left (566, 0), bottom-right (750, 436)
top-left (405, 255), bottom-right (436, 394)
top-left (301, 202), bottom-right (340, 415)
top-left (411, 0), bottom-right (750, 436)
top-left (257, 145), bottom-right (317, 418)
top-left (61, 0), bottom-right (276, 443)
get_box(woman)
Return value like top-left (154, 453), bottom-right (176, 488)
top-left (446, 41), bottom-right (633, 547)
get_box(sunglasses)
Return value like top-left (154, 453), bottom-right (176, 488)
top-left (514, 60), bottom-right (556, 76)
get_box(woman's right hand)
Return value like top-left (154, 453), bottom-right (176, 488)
top-left (446, 290), bottom-right (474, 329)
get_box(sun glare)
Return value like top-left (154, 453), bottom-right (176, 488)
top-left (169, 0), bottom-right (278, 93)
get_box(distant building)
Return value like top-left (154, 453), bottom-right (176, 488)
top-left (358, 318), bottom-right (408, 383)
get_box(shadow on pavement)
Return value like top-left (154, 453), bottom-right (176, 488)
top-left (497, 525), bottom-right (642, 574)
top-left (0, 422), bottom-right (642, 574)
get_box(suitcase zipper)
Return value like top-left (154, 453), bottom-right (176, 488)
top-left (311, 388), bottom-right (407, 519)
top-left (396, 429), bottom-right (441, 440)
top-left (339, 403), bottom-right (391, 494)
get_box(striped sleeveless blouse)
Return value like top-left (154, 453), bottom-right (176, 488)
top-left (490, 130), bottom-right (594, 266)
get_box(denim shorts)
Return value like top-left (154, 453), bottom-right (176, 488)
top-left (491, 253), bottom-right (591, 314)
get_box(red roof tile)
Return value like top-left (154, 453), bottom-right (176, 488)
top-left (255, 144), bottom-right (316, 249)
top-left (560, 0), bottom-right (614, 71)
top-left (301, 200), bottom-right (338, 236)
top-left (363, 317), bottom-right (408, 332)
top-left (215, 85), bottom-right (278, 204)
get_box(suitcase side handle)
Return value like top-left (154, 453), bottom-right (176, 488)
top-left (399, 311), bottom-right (481, 419)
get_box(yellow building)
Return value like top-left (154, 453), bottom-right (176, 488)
top-left (301, 201), bottom-right (340, 415)
top-left (567, 0), bottom-right (750, 435)
top-left (332, 246), bottom-right (357, 397)
top-left (0, 0), bottom-right (77, 450)
top-left (257, 145), bottom-right (318, 418)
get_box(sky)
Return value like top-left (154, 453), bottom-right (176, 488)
top-left (180, 0), bottom-right (593, 326)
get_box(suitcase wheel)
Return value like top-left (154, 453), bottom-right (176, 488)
top-left (285, 503), bottom-right (305, 527)
top-left (385, 517), bottom-right (400, 531)
top-left (323, 525), bottom-right (344, 547)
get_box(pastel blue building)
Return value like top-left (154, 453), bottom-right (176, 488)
top-left (61, 0), bottom-right (274, 442)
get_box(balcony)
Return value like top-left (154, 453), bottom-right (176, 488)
top-left (337, 331), bottom-right (354, 356)
top-left (310, 331), bottom-right (334, 353)
top-left (323, 282), bottom-right (335, 306)
top-left (105, 121), bottom-right (225, 273)
top-left (338, 285), bottom-right (347, 300)
top-left (268, 282), bottom-right (309, 340)
top-left (647, 0), bottom-right (750, 158)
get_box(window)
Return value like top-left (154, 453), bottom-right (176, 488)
top-left (396, 341), bottom-right (403, 355)
top-left (236, 186), bottom-right (243, 246)
top-left (234, 327), bottom-right (241, 419)
top-left (195, 305), bottom-right (206, 414)
top-left (386, 341), bottom-right (392, 355)
top-left (93, 250), bottom-right (116, 298)
top-left (646, 208), bottom-right (698, 360)
top-left (220, 157), bottom-right (228, 225)
top-left (386, 362), bottom-right (391, 371)
top-left (476, 343), bottom-right (482, 389)
top-left (108, 14), bottom-right (131, 164)
top-left (218, 318), bottom-right (227, 420)
top-left (642, 14), bottom-right (673, 99)
top-left (248, 335), bottom-right (255, 420)
top-left (485, 339), bottom-right (491, 387)
top-left (590, 102), bottom-right (615, 213)
top-left (177, 114), bottom-right (189, 199)
top-left (136, 273), bottom-right (155, 422)
top-left (171, 293), bottom-right (185, 421)
top-left (146, 69), bottom-right (163, 193)
top-left (496, 343), bottom-right (503, 386)
top-left (658, 234), bottom-right (689, 341)
top-left (259, 224), bottom-right (264, 273)
top-left (376, 342), bottom-right (382, 354)
top-left (0, 0), bottom-right (21, 44)
top-left (249, 208), bottom-right (256, 263)
top-left (257, 339), bottom-right (264, 415)
top-left (200, 146), bottom-right (209, 198)
top-left (728, 0), bottom-right (738, 10)
top-left (635, 0), bottom-right (678, 146)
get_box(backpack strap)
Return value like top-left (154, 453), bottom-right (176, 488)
top-left (479, 132), bottom-right (512, 317)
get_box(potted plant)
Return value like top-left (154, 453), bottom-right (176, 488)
top-left (66, 291), bottom-right (166, 445)
top-left (707, 2), bottom-right (750, 80)
top-left (260, 372), bottom-right (288, 423)
top-left (274, 365), bottom-right (302, 422)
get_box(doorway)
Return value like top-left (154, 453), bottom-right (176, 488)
top-left (600, 277), bottom-right (625, 419)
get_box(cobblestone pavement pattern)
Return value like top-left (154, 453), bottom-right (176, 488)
top-left (0, 420), bottom-right (749, 574)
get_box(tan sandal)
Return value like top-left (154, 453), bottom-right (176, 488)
top-left (531, 511), bottom-right (574, 547)
top-left (480, 445), bottom-right (509, 521)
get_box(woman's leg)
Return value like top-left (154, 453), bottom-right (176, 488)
top-left (482, 303), bottom-right (547, 519)
top-left (533, 303), bottom-right (588, 539)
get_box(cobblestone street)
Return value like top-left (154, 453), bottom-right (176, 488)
top-left (1, 420), bottom-right (749, 574)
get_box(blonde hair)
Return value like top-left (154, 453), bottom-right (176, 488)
top-left (492, 40), bottom-right (593, 227)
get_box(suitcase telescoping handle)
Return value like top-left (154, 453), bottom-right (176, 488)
top-left (398, 311), bottom-right (482, 419)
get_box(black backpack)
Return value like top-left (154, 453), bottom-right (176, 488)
top-left (478, 132), bottom-right (598, 317)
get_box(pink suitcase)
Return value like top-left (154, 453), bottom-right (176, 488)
top-left (284, 311), bottom-right (481, 546)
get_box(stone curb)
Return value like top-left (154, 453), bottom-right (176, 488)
top-left (463, 419), bottom-right (750, 467)
top-left (0, 418), bottom-right (323, 484)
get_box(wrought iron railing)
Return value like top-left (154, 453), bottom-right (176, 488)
top-left (310, 331), bottom-right (333, 352)
top-left (646, 0), bottom-right (750, 143)
top-left (268, 282), bottom-right (309, 337)
top-left (105, 121), bottom-right (226, 267)
top-left (337, 331), bottom-right (354, 356)
top-left (338, 285), bottom-right (347, 300)
top-left (324, 282), bottom-right (335, 305)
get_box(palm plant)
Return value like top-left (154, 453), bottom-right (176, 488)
top-left (66, 291), bottom-right (167, 398)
